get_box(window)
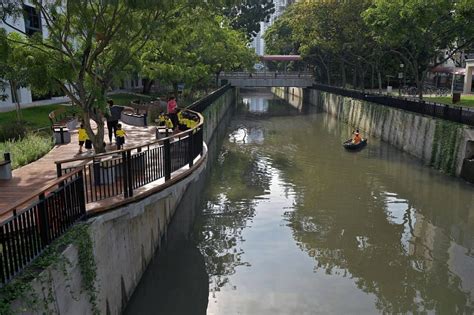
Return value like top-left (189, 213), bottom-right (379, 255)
top-left (23, 5), bottom-right (42, 36)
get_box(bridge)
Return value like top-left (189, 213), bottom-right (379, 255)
top-left (220, 71), bottom-right (314, 88)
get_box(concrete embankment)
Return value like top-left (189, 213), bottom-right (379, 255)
top-left (272, 87), bottom-right (474, 179)
top-left (8, 87), bottom-right (236, 314)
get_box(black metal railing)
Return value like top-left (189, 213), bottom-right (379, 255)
top-left (1, 104), bottom-right (208, 286)
top-left (188, 84), bottom-right (232, 112)
top-left (311, 83), bottom-right (474, 126)
top-left (55, 110), bottom-right (205, 204)
top-left (0, 170), bottom-right (86, 285)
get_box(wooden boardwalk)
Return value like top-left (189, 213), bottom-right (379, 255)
top-left (0, 123), bottom-right (156, 216)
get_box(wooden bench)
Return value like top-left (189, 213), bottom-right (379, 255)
top-left (0, 153), bottom-right (12, 180)
top-left (49, 108), bottom-right (78, 130)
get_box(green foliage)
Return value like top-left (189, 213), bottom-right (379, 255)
top-left (0, 132), bottom-right (53, 169)
top-left (222, 0), bottom-right (275, 38)
top-left (139, 8), bottom-right (256, 90)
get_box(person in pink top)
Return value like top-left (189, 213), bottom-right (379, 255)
top-left (167, 96), bottom-right (178, 129)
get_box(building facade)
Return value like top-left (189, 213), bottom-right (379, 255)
top-left (250, 0), bottom-right (295, 56)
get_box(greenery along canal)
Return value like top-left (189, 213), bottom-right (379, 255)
top-left (126, 90), bottom-right (474, 314)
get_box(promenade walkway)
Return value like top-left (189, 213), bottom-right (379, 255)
top-left (0, 123), bottom-right (156, 216)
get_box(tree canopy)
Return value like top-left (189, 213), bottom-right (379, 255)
top-left (223, 0), bottom-right (275, 39)
top-left (265, 0), bottom-right (474, 97)
top-left (0, 0), bottom-right (255, 152)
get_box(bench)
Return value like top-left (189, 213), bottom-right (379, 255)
top-left (48, 108), bottom-right (78, 131)
top-left (0, 153), bottom-right (12, 180)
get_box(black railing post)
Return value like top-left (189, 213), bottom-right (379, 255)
top-left (188, 133), bottom-right (194, 168)
top-left (127, 150), bottom-right (133, 197)
top-left (38, 193), bottom-right (50, 246)
top-left (78, 170), bottom-right (86, 216)
top-left (164, 138), bottom-right (171, 181)
top-left (56, 163), bottom-right (62, 178)
top-left (122, 151), bottom-right (129, 198)
top-left (3, 153), bottom-right (10, 162)
top-left (60, 127), bottom-right (64, 144)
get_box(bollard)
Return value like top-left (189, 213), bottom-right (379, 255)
top-left (4, 153), bottom-right (10, 162)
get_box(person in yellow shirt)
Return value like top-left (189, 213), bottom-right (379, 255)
top-left (115, 124), bottom-right (126, 150)
top-left (78, 124), bottom-right (89, 153)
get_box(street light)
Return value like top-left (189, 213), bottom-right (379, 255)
top-left (398, 63), bottom-right (404, 96)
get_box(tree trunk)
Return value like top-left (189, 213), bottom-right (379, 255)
top-left (82, 110), bottom-right (106, 153)
top-left (371, 65), bottom-right (375, 90)
top-left (172, 82), bottom-right (179, 99)
top-left (341, 60), bottom-right (346, 88)
top-left (142, 79), bottom-right (154, 94)
top-left (10, 81), bottom-right (22, 121)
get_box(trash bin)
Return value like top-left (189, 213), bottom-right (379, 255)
top-left (452, 92), bottom-right (461, 104)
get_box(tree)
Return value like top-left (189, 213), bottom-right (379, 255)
top-left (0, 0), bottom-right (174, 152)
top-left (364, 0), bottom-right (474, 98)
top-left (222, 0), bottom-right (275, 39)
top-left (139, 8), bottom-right (255, 96)
top-left (0, 33), bottom-right (34, 120)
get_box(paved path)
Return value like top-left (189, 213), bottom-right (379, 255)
top-left (0, 123), bottom-right (156, 215)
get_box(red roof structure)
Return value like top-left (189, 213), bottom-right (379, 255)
top-left (430, 66), bottom-right (465, 75)
top-left (259, 55), bottom-right (302, 62)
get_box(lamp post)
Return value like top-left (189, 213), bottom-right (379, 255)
top-left (398, 63), bottom-right (404, 96)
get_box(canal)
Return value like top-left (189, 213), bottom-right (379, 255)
top-left (126, 89), bottom-right (474, 314)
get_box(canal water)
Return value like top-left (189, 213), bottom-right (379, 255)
top-left (126, 89), bottom-right (474, 314)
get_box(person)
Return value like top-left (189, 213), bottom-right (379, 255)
top-left (78, 123), bottom-right (89, 153)
top-left (106, 100), bottom-right (122, 144)
top-left (115, 124), bottom-right (126, 150)
top-left (158, 112), bottom-right (167, 126)
top-left (352, 129), bottom-right (362, 145)
top-left (167, 96), bottom-right (178, 129)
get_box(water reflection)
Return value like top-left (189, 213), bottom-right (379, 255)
top-left (199, 92), bottom-right (474, 314)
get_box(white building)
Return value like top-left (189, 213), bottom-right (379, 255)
top-left (250, 0), bottom-right (295, 56)
top-left (0, 2), bottom-right (50, 110)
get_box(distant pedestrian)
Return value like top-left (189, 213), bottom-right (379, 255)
top-left (167, 96), bottom-right (178, 130)
top-left (78, 123), bottom-right (89, 153)
top-left (115, 124), bottom-right (126, 150)
top-left (106, 100), bottom-right (122, 144)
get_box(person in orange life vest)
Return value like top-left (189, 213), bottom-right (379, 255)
top-left (352, 129), bottom-right (362, 144)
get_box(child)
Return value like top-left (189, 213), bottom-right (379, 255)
top-left (115, 124), bottom-right (126, 150)
top-left (78, 124), bottom-right (89, 153)
top-left (158, 112), bottom-right (166, 126)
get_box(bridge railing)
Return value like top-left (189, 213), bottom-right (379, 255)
top-left (221, 71), bottom-right (313, 79)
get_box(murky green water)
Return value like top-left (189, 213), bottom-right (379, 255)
top-left (126, 90), bottom-right (474, 315)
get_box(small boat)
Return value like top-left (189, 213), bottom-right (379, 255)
top-left (343, 138), bottom-right (367, 150)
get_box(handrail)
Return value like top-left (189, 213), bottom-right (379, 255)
top-left (3, 168), bottom-right (82, 215)
top-left (311, 83), bottom-right (474, 126)
top-left (54, 109), bottom-right (204, 165)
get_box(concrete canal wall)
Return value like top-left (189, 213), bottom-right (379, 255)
top-left (273, 87), bottom-right (474, 178)
top-left (9, 88), bottom-right (236, 315)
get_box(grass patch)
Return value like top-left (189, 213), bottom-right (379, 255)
top-left (0, 133), bottom-right (54, 169)
top-left (0, 104), bottom-right (74, 130)
top-left (425, 95), bottom-right (474, 108)
top-left (109, 93), bottom-right (154, 106)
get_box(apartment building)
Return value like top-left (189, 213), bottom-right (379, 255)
top-left (0, 2), bottom-right (49, 110)
top-left (250, 0), bottom-right (296, 56)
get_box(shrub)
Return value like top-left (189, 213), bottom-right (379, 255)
top-left (0, 133), bottom-right (54, 169)
top-left (0, 121), bottom-right (28, 142)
